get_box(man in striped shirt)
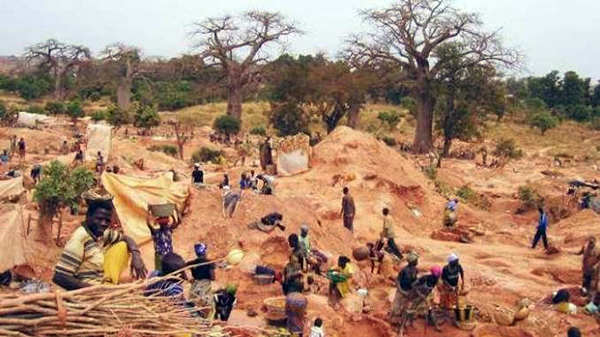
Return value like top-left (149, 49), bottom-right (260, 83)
top-left (53, 199), bottom-right (147, 290)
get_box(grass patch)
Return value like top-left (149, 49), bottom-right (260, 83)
top-left (457, 184), bottom-right (492, 210)
top-left (191, 147), bottom-right (224, 164)
top-left (148, 144), bottom-right (178, 157)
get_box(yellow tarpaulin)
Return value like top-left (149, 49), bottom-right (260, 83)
top-left (101, 172), bottom-right (189, 244)
top-left (0, 204), bottom-right (27, 271)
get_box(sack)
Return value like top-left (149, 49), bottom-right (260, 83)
top-left (353, 246), bottom-right (370, 261)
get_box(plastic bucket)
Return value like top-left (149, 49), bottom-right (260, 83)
top-left (149, 203), bottom-right (175, 217)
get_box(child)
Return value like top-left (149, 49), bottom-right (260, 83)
top-left (147, 207), bottom-right (181, 270)
top-left (310, 318), bottom-right (325, 337)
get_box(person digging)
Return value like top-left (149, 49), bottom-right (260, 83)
top-left (53, 199), bottom-right (147, 290)
top-left (146, 206), bottom-right (181, 271)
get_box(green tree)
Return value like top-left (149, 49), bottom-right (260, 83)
top-left (562, 71), bottom-right (587, 106)
top-left (106, 104), bottom-right (132, 129)
top-left (16, 74), bottom-right (52, 100)
top-left (527, 71), bottom-right (562, 108)
top-left (191, 11), bottom-right (300, 119)
top-left (33, 161), bottom-right (95, 243)
top-left (91, 110), bottom-right (107, 122)
top-left (66, 99), bottom-right (84, 125)
top-left (269, 101), bottom-right (310, 136)
top-left (529, 112), bottom-right (559, 135)
top-left (45, 101), bottom-right (67, 115)
top-left (592, 82), bottom-right (600, 107)
top-left (133, 104), bottom-right (160, 130)
top-left (213, 115), bottom-right (241, 141)
top-left (345, 0), bottom-right (519, 153)
top-left (24, 39), bottom-right (91, 100)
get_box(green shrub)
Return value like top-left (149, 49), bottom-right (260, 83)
top-left (457, 184), bottom-right (491, 210)
top-left (434, 180), bottom-right (453, 198)
top-left (133, 104), bottom-right (160, 129)
top-left (269, 102), bottom-right (310, 137)
top-left (91, 110), bottom-right (107, 122)
top-left (106, 104), bottom-right (132, 128)
top-left (45, 101), bottom-right (67, 115)
top-left (518, 185), bottom-right (542, 209)
top-left (28, 105), bottom-right (47, 115)
top-left (191, 147), bottom-right (224, 164)
top-left (494, 138), bottom-right (523, 159)
top-left (213, 115), bottom-right (241, 140)
top-left (381, 136), bottom-right (397, 146)
top-left (67, 100), bottom-right (84, 120)
top-left (0, 100), bottom-right (6, 120)
top-left (250, 126), bottom-right (267, 136)
top-left (377, 110), bottom-right (402, 129)
top-left (149, 144), bottom-right (178, 157)
top-left (89, 92), bottom-right (101, 102)
top-left (529, 112), bottom-right (559, 135)
top-left (401, 97), bottom-right (417, 117)
top-left (423, 165), bottom-right (437, 180)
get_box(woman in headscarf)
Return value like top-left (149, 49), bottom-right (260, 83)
top-left (187, 243), bottom-right (216, 318)
top-left (439, 253), bottom-right (465, 310)
top-left (328, 256), bottom-right (354, 307)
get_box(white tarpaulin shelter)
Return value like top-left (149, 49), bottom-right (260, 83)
top-left (86, 124), bottom-right (112, 161)
top-left (272, 134), bottom-right (310, 177)
top-left (17, 112), bottom-right (56, 127)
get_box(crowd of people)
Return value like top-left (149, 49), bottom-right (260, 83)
top-left (21, 130), bottom-right (592, 337)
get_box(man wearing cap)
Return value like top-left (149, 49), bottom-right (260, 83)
top-left (440, 253), bottom-right (465, 310)
top-left (390, 253), bottom-right (419, 325)
top-left (191, 163), bottom-right (204, 186)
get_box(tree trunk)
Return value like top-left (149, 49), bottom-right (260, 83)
top-left (347, 103), bottom-right (361, 129)
top-left (412, 75), bottom-right (435, 154)
top-left (117, 80), bottom-right (132, 111)
top-left (54, 74), bottom-right (63, 101)
top-left (442, 136), bottom-right (452, 158)
top-left (34, 211), bottom-right (55, 244)
top-left (227, 83), bottom-right (243, 120)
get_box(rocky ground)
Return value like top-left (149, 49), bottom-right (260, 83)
top-left (1, 116), bottom-right (600, 337)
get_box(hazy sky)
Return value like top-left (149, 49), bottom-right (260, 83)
top-left (1, 0), bottom-right (599, 80)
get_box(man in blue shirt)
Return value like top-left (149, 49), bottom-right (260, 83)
top-left (531, 207), bottom-right (549, 250)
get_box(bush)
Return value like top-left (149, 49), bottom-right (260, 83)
top-left (434, 180), bottom-right (453, 198)
top-left (401, 97), bottom-right (417, 117)
top-left (213, 115), bottom-right (241, 140)
top-left (494, 138), bottom-right (523, 159)
top-left (565, 104), bottom-right (592, 122)
top-left (0, 100), bottom-right (6, 120)
top-left (45, 101), bottom-right (67, 115)
top-left (67, 100), bottom-right (84, 120)
top-left (457, 184), bottom-right (491, 210)
top-left (106, 104), bottom-right (132, 128)
top-left (28, 105), bottom-right (47, 115)
top-left (149, 144), bottom-right (178, 157)
top-left (133, 104), bottom-right (160, 129)
top-left (381, 136), bottom-right (397, 146)
top-left (269, 102), bottom-right (310, 137)
top-left (91, 110), bottom-right (107, 122)
top-left (89, 92), bottom-right (101, 102)
top-left (377, 110), bottom-right (402, 129)
top-left (250, 126), bottom-right (267, 136)
top-left (422, 165), bottom-right (437, 180)
top-left (518, 185), bottom-right (542, 209)
top-left (16, 75), bottom-right (52, 100)
top-left (191, 147), bottom-right (223, 164)
top-left (529, 112), bottom-right (559, 135)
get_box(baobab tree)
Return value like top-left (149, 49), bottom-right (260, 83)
top-left (24, 39), bottom-right (91, 100)
top-left (191, 11), bottom-right (300, 120)
top-left (102, 43), bottom-right (142, 110)
top-left (345, 0), bottom-right (520, 153)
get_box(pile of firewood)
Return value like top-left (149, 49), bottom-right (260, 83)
top-left (0, 276), bottom-right (228, 337)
